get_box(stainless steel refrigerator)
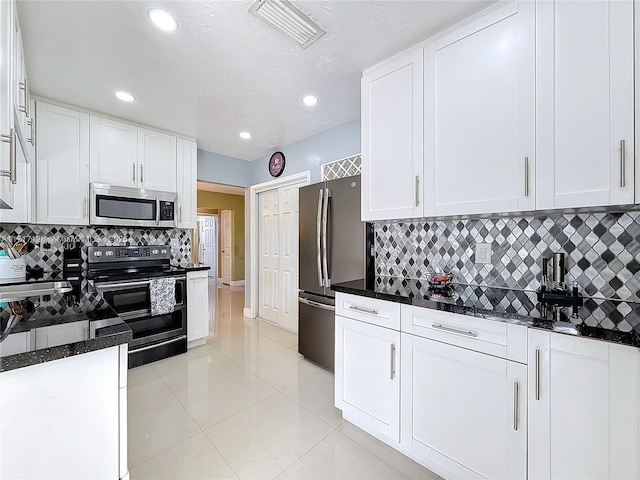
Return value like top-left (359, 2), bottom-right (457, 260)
top-left (298, 175), bottom-right (373, 371)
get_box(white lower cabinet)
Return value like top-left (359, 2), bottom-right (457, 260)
top-left (528, 329), bottom-right (640, 480)
top-left (401, 332), bottom-right (527, 480)
top-left (335, 314), bottom-right (400, 443)
top-left (335, 294), bottom-right (640, 480)
top-left (0, 345), bottom-right (127, 479)
top-left (187, 270), bottom-right (209, 347)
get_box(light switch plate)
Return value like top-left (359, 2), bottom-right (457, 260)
top-left (475, 243), bottom-right (491, 264)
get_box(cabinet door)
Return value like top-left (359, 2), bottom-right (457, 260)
top-left (528, 330), bottom-right (640, 480)
top-left (187, 270), bottom-right (209, 344)
top-left (335, 315), bottom-right (400, 442)
top-left (0, 0), bottom-right (15, 209)
top-left (11, 12), bottom-right (28, 144)
top-left (536, 0), bottom-right (634, 209)
top-left (425, 2), bottom-right (535, 216)
top-left (0, 135), bottom-right (30, 223)
top-left (36, 102), bottom-right (90, 225)
top-left (361, 48), bottom-right (423, 221)
top-left (89, 115), bottom-right (137, 188)
top-left (401, 333), bottom-right (526, 480)
top-left (176, 138), bottom-right (197, 228)
top-left (138, 128), bottom-right (177, 192)
top-left (0, 347), bottom-right (120, 480)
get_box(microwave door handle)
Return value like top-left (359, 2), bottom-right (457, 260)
top-left (156, 198), bottom-right (160, 226)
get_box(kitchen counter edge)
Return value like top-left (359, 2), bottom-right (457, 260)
top-left (332, 280), bottom-right (640, 349)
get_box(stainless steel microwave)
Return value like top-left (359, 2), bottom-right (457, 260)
top-left (90, 183), bottom-right (177, 228)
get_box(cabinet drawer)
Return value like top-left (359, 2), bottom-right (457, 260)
top-left (401, 305), bottom-right (527, 362)
top-left (335, 292), bottom-right (401, 330)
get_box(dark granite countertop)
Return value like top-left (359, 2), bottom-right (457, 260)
top-left (176, 264), bottom-right (211, 272)
top-left (0, 271), bottom-right (132, 372)
top-left (332, 277), bottom-right (640, 349)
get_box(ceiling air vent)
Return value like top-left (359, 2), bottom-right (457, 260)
top-left (249, 0), bottom-right (326, 49)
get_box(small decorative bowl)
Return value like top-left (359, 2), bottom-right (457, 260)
top-left (427, 272), bottom-right (454, 289)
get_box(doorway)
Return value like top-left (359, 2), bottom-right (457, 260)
top-left (197, 215), bottom-right (218, 278)
top-left (220, 210), bottom-right (233, 285)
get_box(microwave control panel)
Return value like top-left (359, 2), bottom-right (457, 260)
top-left (159, 201), bottom-right (175, 221)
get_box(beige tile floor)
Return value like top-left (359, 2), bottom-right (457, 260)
top-left (128, 281), bottom-right (442, 480)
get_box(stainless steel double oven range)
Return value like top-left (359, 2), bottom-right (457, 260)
top-left (87, 245), bottom-right (186, 368)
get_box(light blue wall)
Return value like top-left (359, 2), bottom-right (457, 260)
top-left (250, 119), bottom-right (361, 186)
top-left (197, 149), bottom-right (252, 187)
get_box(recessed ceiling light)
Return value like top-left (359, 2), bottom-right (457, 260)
top-left (239, 132), bottom-right (252, 140)
top-left (115, 91), bottom-right (134, 102)
top-left (148, 9), bottom-right (178, 32)
top-left (303, 95), bottom-right (318, 106)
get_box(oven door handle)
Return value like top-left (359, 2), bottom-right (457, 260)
top-left (96, 276), bottom-right (186, 292)
top-left (97, 280), bottom-right (151, 291)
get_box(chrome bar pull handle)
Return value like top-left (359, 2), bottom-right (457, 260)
top-left (432, 323), bottom-right (478, 337)
top-left (132, 163), bottom-right (136, 183)
top-left (415, 176), bottom-right (420, 206)
top-left (18, 80), bottom-right (27, 113)
top-left (620, 139), bottom-right (626, 187)
top-left (0, 129), bottom-right (17, 184)
top-left (26, 118), bottom-right (34, 146)
top-left (321, 188), bottom-right (330, 287)
top-left (83, 197), bottom-right (88, 219)
top-left (316, 189), bottom-right (324, 287)
top-left (349, 305), bottom-right (378, 315)
top-left (513, 381), bottom-right (520, 431)
top-left (140, 164), bottom-right (144, 184)
top-left (524, 157), bottom-right (529, 197)
top-left (390, 343), bottom-right (396, 380)
top-left (535, 349), bottom-right (541, 401)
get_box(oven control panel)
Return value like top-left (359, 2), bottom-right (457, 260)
top-left (88, 245), bottom-right (171, 263)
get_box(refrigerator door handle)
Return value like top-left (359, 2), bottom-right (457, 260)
top-left (322, 187), bottom-right (330, 287)
top-left (298, 297), bottom-right (335, 311)
top-left (316, 189), bottom-right (324, 287)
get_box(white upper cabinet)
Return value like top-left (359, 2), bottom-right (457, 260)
top-left (90, 118), bottom-right (178, 192)
top-left (36, 102), bottom-right (90, 225)
top-left (176, 138), bottom-right (197, 228)
top-left (424, 2), bottom-right (535, 216)
top-left (535, 0), bottom-right (634, 209)
top-left (138, 127), bottom-right (177, 192)
top-left (361, 48), bottom-right (424, 221)
top-left (89, 116), bottom-right (138, 188)
top-left (528, 329), bottom-right (640, 480)
top-left (0, 0), bottom-right (15, 209)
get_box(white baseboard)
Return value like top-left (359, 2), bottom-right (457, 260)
top-left (243, 307), bottom-right (254, 318)
top-left (188, 338), bottom-right (207, 349)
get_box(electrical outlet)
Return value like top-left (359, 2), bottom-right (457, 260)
top-left (475, 243), bottom-right (492, 264)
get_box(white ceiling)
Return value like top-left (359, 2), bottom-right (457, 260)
top-left (17, 0), bottom-right (493, 161)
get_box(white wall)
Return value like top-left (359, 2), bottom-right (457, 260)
top-left (250, 119), bottom-right (361, 185)
top-left (198, 149), bottom-right (251, 187)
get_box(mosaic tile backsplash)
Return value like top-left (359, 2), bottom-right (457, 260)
top-left (375, 210), bottom-right (640, 303)
top-left (0, 224), bottom-right (191, 272)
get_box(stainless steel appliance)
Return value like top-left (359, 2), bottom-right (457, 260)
top-left (87, 245), bottom-right (187, 368)
top-left (90, 183), bottom-right (177, 228)
top-left (298, 175), bottom-right (373, 371)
